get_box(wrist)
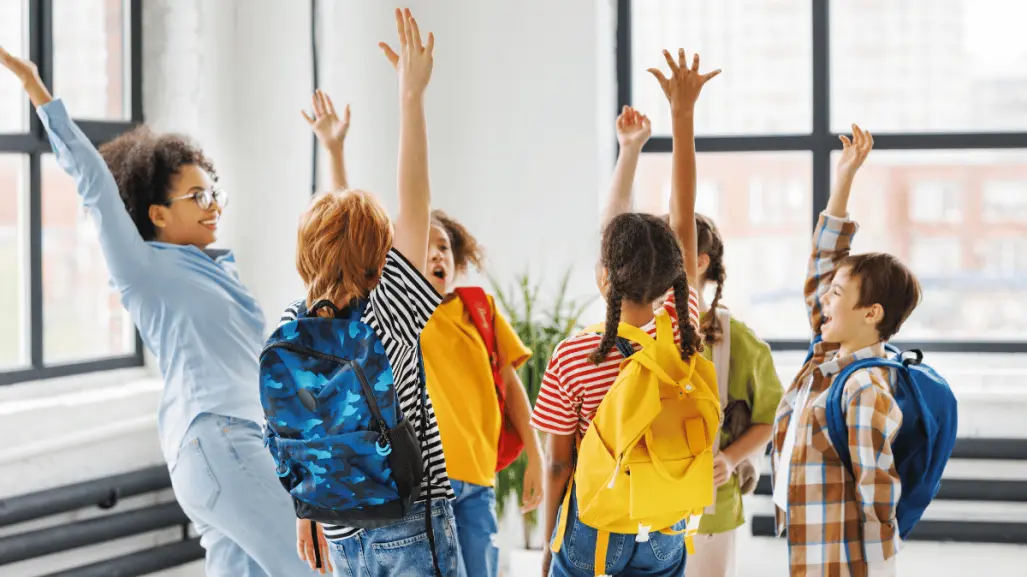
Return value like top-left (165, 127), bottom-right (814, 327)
top-left (617, 141), bottom-right (645, 155)
top-left (400, 89), bottom-right (426, 104)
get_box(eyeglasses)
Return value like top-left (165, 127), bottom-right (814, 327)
top-left (166, 187), bottom-right (228, 211)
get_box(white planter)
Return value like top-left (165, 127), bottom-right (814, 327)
top-left (508, 548), bottom-right (544, 576)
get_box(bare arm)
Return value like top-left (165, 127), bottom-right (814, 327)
top-left (827, 125), bottom-right (874, 218)
top-left (302, 89), bottom-right (350, 190)
top-left (541, 433), bottom-right (575, 576)
top-left (601, 106), bottom-right (651, 228)
top-left (648, 50), bottom-right (720, 287)
top-left (379, 9), bottom-right (435, 271)
top-left (722, 423), bottom-right (773, 466)
top-left (805, 126), bottom-right (872, 334)
top-left (501, 364), bottom-right (544, 468)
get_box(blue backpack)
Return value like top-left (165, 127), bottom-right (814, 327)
top-left (803, 336), bottom-right (958, 539)
top-left (258, 299), bottom-right (425, 528)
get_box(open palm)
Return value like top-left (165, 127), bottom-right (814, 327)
top-left (302, 89), bottom-right (350, 152)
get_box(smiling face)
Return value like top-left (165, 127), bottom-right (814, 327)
top-left (427, 223), bottom-right (456, 295)
top-left (147, 164), bottom-right (221, 248)
top-left (819, 265), bottom-right (884, 346)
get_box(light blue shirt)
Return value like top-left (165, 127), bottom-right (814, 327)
top-left (38, 99), bottom-right (266, 464)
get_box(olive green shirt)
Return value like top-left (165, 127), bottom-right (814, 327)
top-left (697, 313), bottom-right (784, 534)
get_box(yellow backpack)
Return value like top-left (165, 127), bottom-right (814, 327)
top-left (551, 310), bottom-right (721, 576)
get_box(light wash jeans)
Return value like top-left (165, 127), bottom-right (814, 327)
top-left (327, 499), bottom-right (465, 577)
top-left (549, 488), bottom-right (688, 577)
top-left (169, 413), bottom-right (320, 577)
top-left (450, 480), bottom-right (500, 577)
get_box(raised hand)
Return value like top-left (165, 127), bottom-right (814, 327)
top-left (302, 89), bottom-right (350, 153)
top-left (836, 124), bottom-right (874, 180)
top-left (379, 8), bottom-right (435, 99)
top-left (648, 49), bottom-right (720, 114)
top-left (616, 105), bottom-right (651, 151)
top-left (0, 46), bottom-right (51, 107)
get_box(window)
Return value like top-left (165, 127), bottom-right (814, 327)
top-left (634, 152), bottom-right (813, 340)
top-left (0, 0), bottom-right (142, 385)
top-left (620, 0), bottom-right (1027, 351)
top-left (831, 0), bottom-right (1027, 133)
top-left (0, 0), bottom-right (28, 132)
top-left (629, 0), bottom-right (812, 136)
top-left (909, 181), bottom-right (963, 224)
top-left (983, 180), bottom-right (1027, 223)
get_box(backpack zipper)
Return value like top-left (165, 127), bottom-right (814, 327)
top-left (261, 341), bottom-right (393, 445)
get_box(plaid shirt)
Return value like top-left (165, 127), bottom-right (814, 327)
top-left (771, 213), bottom-right (903, 577)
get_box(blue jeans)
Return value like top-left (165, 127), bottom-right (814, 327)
top-left (549, 489), bottom-right (687, 577)
top-left (169, 413), bottom-right (320, 577)
top-left (328, 499), bottom-right (465, 577)
top-left (450, 480), bottom-right (499, 577)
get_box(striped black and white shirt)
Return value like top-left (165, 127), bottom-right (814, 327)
top-left (279, 248), bottom-right (453, 541)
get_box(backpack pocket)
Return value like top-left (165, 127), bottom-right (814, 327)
top-left (275, 421), bottom-right (422, 527)
top-left (628, 449), bottom-right (714, 520)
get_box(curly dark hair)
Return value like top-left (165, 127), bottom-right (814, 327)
top-left (696, 213), bottom-right (727, 344)
top-left (588, 213), bottom-right (703, 365)
top-left (98, 126), bottom-right (218, 241)
top-left (430, 209), bottom-right (485, 272)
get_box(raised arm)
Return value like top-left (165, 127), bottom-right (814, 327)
top-left (600, 106), bottom-right (651, 228)
top-left (805, 125), bottom-right (872, 335)
top-left (379, 8), bottom-right (435, 272)
top-left (302, 89), bottom-right (351, 190)
top-left (1, 47), bottom-right (151, 288)
top-left (648, 50), bottom-right (720, 287)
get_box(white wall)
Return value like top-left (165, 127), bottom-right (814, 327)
top-left (2, 1), bottom-right (1026, 576)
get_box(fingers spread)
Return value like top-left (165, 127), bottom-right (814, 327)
top-left (647, 67), bottom-right (669, 87)
top-left (662, 49), bottom-right (679, 74)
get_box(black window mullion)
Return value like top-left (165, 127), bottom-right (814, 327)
top-left (129, 0), bottom-right (143, 123)
top-left (27, 151), bottom-right (42, 369)
top-left (810, 0), bottom-right (831, 230)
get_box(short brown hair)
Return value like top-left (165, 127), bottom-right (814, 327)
top-left (296, 190), bottom-right (393, 316)
top-left (98, 125), bottom-right (218, 241)
top-left (839, 252), bottom-right (922, 340)
top-left (431, 209), bottom-right (485, 272)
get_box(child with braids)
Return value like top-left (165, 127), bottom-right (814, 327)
top-left (531, 48), bottom-right (720, 576)
top-left (598, 94), bottom-right (781, 577)
top-left (684, 214), bottom-right (784, 577)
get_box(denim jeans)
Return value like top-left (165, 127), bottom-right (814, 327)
top-left (450, 480), bottom-right (499, 577)
top-left (328, 499), bottom-right (465, 577)
top-left (549, 489), bottom-right (688, 577)
top-left (169, 413), bottom-right (321, 577)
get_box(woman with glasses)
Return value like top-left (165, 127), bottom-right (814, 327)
top-left (1, 48), bottom-right (327, 576)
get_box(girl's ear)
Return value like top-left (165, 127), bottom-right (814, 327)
top-left (149, 204), bottom-right (169, 229)
top-left (697, 253), bottom-right (711, 280)
top-left (594, 263), bottom-right (609, 297)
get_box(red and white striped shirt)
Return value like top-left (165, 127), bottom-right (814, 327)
top-left (530, 287), bottom-right (702, 436)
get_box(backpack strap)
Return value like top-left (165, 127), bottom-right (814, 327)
top-left (453, 287), bottom-right (504, 402)
top-left (705, 307), bottom-right (731, 516)
top-left (824, 356), bottom-right (906, 475)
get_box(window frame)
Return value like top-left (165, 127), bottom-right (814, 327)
top-left (0, 0), bottom-right (144, 385)
top-left (616, 0), bottom-right (1027, 353)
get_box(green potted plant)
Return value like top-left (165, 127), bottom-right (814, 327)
top-left (491, 270), bottom-right (594, 572)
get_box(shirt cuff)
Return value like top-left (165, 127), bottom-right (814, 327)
top-left (819, 211), bottom-right (854, 224)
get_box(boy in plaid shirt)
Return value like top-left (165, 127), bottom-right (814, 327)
top-left (771, 125), bottom-right (922, 577)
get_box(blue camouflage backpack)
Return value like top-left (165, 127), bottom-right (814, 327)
top-left (259, 299), bottom-right (425, 527)
top-left (804, 336), bottom-right (958, 539)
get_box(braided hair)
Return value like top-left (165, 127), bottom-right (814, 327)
top-left (587, 213), bottom-right (703, 365)
top-left (696, 213), bottom-right (727, 344)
